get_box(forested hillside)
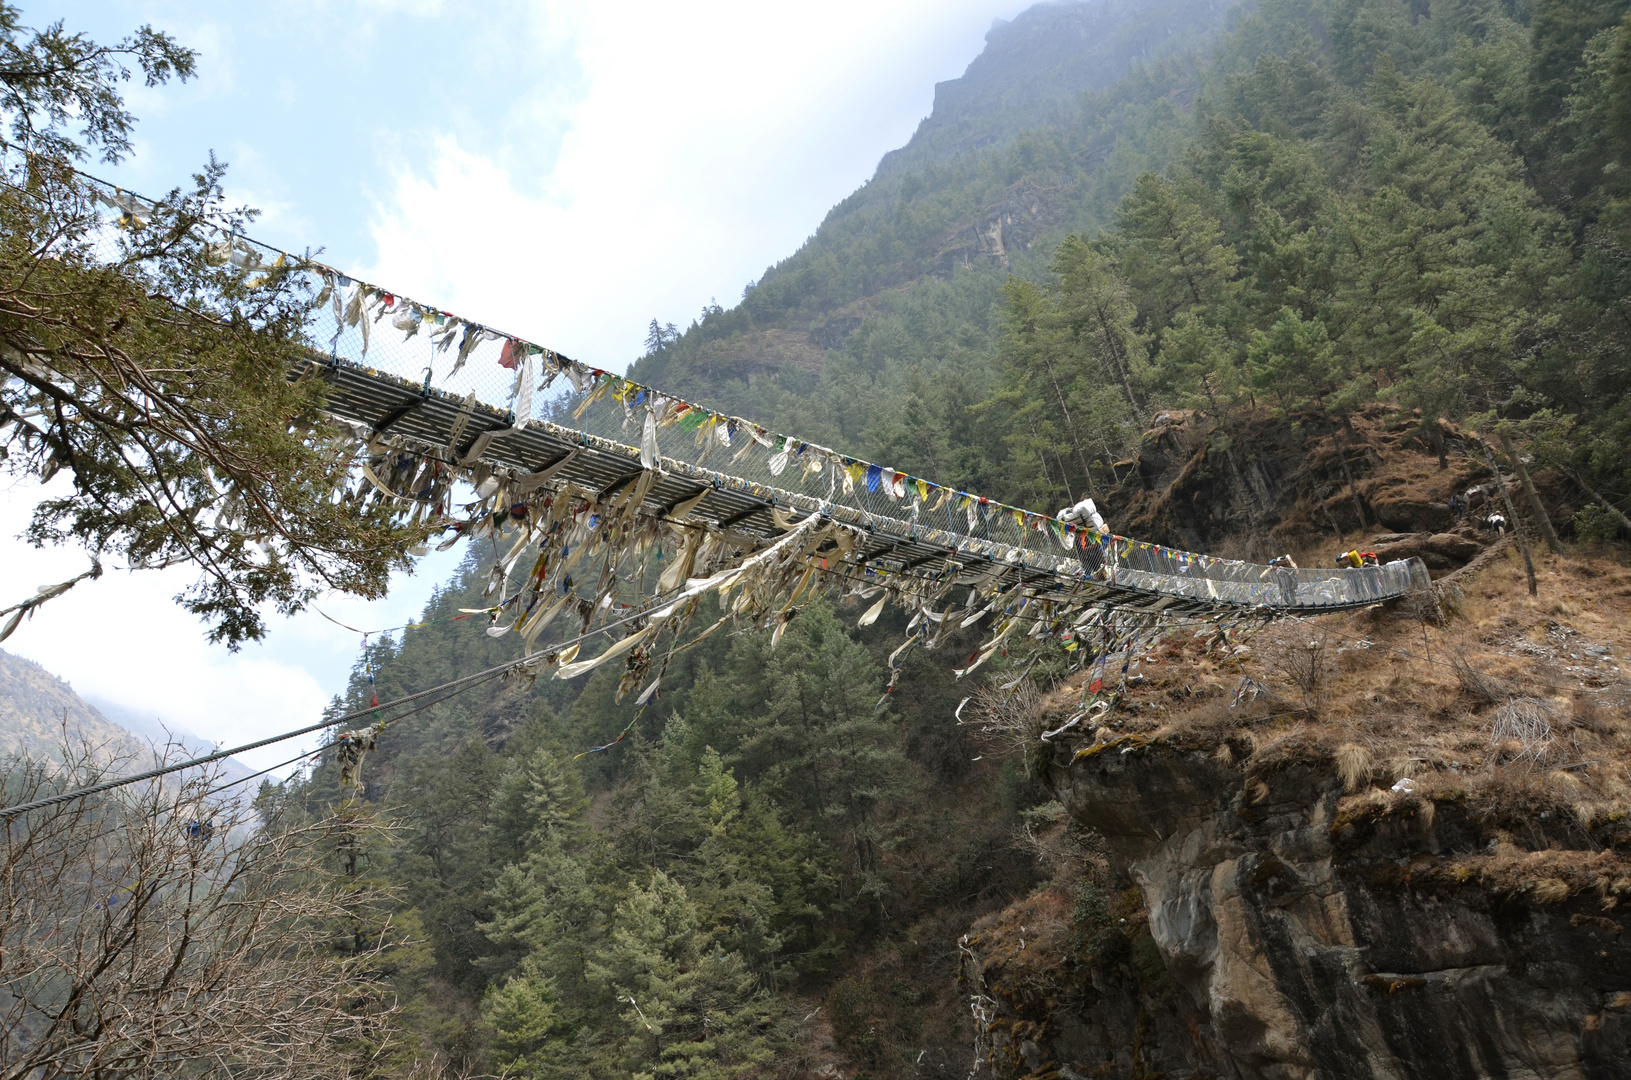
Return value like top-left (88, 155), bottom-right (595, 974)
top-left (629, 0), bottom-right (1238, 497)
top-left (269, 1), bottom-right (1631, 1076)
top-left (635, 0), bottom-right (1630, 527)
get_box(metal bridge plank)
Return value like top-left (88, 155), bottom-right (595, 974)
top-left (301, 357), bottom-right (1418, 618)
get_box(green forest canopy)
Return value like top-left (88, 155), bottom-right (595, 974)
top-left (634, 0), bottom-right (1631, 524)
top-left (270, 3), bottom-right (1631, 1077)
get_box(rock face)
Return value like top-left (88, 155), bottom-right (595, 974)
top-left (877, 0), bottom-right (1229, 177)
top-left (1102, 409), bottom-right (1579, 564)
top-left (964, 740), bottom-right (1631, 1078)
top-left (926, 182), bottom-right (1059, 276)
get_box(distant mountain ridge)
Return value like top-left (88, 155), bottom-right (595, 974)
top-left (0, 648), bottom-right (145, 761)
top-left (85, 693), bottom-right (240, 763)
top-left (0, 649), bottom-right (253, 783)
top-left (877, 0), bottom-right (1230, 176)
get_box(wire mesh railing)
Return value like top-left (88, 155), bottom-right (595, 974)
top-left (48, 165), bottom-right (1423, 613)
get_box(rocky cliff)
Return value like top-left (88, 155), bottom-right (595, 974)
top-left (994, 743), bottom-right (1631, 1078)
top-left (958, 533), bottom-right (1631, 1079)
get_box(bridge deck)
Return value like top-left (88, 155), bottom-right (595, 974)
top-left (307, 357), bottom-right (1425, 618)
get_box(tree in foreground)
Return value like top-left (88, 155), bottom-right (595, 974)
top-left (0, 4), bottom-right (426, 646)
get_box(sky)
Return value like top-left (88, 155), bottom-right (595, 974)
top-left (2, 0), bottom-right (1035, 771)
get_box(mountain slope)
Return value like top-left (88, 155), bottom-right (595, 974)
top-left (0, 650), bottom-right (254, 784)
top-left (628, 0), bottom-right (1236, 445)
top-left (881, 0), bottom-right (1225, 172)
top-left (0, 649), bottom-right (146, 762)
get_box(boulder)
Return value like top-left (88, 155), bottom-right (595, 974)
top-left (1419, 550), bottom-right (1453, 570)
top-left (1425, 532), bottom-right (1483, 561)
top-left (1372, 498), bottom-right (1453, 533)
top-left (1371, 534), bottom-right (1428, 561)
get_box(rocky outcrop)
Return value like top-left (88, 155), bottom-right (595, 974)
top-left (1366, 531), bottom-right (1485, 570)
top-left (1102, 409), bottom-right (1580, 566)
top-left (927, 182), bottom-right (1059, 275)
top-left (964, 740), bottom-right (1631, 1078)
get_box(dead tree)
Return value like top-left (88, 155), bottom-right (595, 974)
top-left (0, 735), bottom-right (403, 1079)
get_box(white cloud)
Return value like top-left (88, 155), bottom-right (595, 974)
top-left (0, 477), bottom-right (460, 773)
top-left (219, 145), bottom-right (318, 241)
top-left (362, 0), bottom-right (1024, 369)
top-left (355, 0), bottom-right (446, 14)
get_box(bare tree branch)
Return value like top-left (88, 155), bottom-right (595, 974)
top-left (1, 734), bottom-right (405, 1079)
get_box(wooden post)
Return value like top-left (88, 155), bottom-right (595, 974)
top-left (1495, 430), bottom-right (1564, 556)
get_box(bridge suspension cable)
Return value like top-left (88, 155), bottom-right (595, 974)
top-left (10, 164), bottom-right (1429, 729)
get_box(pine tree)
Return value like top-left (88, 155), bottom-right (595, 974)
top-left (1527, 0), bottom-right (1631, 127)
top-left (482, 970), bottom-right (565, 1075)
top-left (0, 6), bottom-right (428, 644)
top-left (587, 870), bottom-right (784, 1080)
top-left (477, 745), bottom-right (606, 1073)
top-left (1246, 306), bottom-right (1345, 414)
top-left (989, 277), bottom-right (1098, 505)
top-left (1111, 172), bottom-right (1241, 336)
top-left (1053, 236), bottom-right (1150, 425)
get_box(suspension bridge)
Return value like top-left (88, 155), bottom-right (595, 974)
top-left (297, 342), bottom-right (1423, 621)
top-left (106, 177), bottom-right (1428, 624)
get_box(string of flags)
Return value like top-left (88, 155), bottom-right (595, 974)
top-left (69, 177), bottom-right (1394, 774)
top-left (207, 236), bottom-right (1165, 571)
top-left (1230, 677), bottom-right (1266, 709)
top-left (172, 212), bottom-right (1362, 622)
top-left (76, 154), bottom-right (1385, 614)
top-left (320, 405), bottom-right (1304, 762)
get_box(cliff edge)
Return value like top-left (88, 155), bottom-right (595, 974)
top-left (960, 474), bottom-right (1631, 1077)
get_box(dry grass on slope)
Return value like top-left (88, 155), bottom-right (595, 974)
top-left (1038, 542), bottom-right (1631, 902)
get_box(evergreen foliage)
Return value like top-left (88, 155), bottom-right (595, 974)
top-left (0, 3), bottom-right (429, 645)
top-left (27, 0), bottom-right (1631, 1074)
top-left (279, 3), bottom-right (1631, 1073)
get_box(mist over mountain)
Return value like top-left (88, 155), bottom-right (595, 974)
top-left (880, 0), bottom-right (1228, 177)
top-left (1, 650), bottom-right (254, 783)
top-left (0, 648), bottom-right (145, 762)
top-left (627, 0), bottom-right (1238, 495)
